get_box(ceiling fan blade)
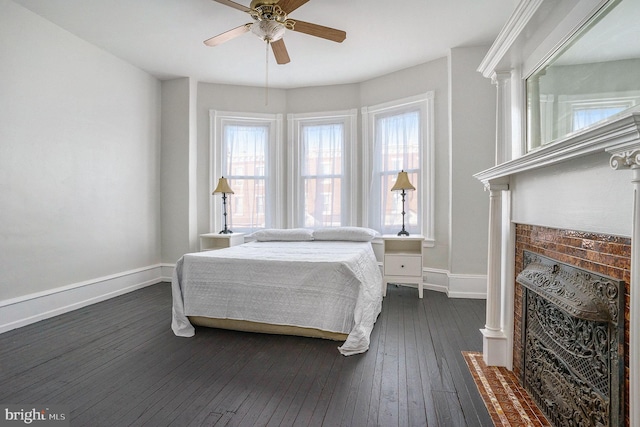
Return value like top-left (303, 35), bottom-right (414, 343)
top-left (271, 39), bottom-right (291, 64)
top-left (276, 0), bottom-right (309, 14)
top-left (204, 24), bottom-right (251, 46)
top-left (213, 0), bottom-right (252, 13)
top-left (290, 20), bottom-right (346, 43)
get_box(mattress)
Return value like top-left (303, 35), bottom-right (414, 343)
top-left (171, 240), bottom-right (383, 355)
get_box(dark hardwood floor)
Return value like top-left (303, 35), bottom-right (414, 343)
top-left (0, 283), bottom-right (492, 426)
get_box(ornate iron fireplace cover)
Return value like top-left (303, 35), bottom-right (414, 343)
top-left (517, 251), bottom-right (624, 427)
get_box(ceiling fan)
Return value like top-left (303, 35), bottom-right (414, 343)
top-left (204, 0), bottom-right (347, 65)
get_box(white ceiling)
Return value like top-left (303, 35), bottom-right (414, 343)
top-left (13, 0), bottom-right (517, 89)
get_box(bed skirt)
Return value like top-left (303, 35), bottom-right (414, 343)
top-left (188, 316), bottom-right (349, 341)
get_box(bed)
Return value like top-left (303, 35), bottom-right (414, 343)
top-left (171, 227), bottom-right (383, 356)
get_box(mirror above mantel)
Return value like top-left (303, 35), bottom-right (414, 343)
top-left (526, 0), bottom-right (640, 152)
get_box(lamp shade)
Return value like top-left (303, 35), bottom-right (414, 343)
top-left (390, 170), bottom-right (415, 192)
top-left (212, 176), bottom-right (234, 194)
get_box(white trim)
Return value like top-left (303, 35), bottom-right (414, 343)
top-left (0, 265), bottom-right (166, 334)
top-left (447, 273), bottom-right (488, 299)
top-left (161, 263), bottom-right (176, 280)
top-left (479, 0), bottom-right (611, 79)
top-left (477, 0), bottom-right (545, 78)
top-left (361, 106), bottom-right (372, 228)
top-left (421, 267), bottom-right (487, 299)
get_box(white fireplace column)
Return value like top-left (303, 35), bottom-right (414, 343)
top-left (610, 148), bottom-right (640, 427)
top-left (610, 149), bottom-right (640, 426)
top-left (492, 71), bottom-right (512, 165)
top-left (481, 181), bottom-right (510, 366)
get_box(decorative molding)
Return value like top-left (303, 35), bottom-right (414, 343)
top-left (477, 0), bottom-right (545, 78)
top-left (0, 265), bottom-right (166, 334)
top-left (610, 149), bottom-right (640, 170)
top-left (479, 0), bottom-right (612, 79)
top-left (484, 181), bottom-right (509, 192)
top-left (475, 111), bottom-right (640, 185)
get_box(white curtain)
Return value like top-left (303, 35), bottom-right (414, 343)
top-left (223, 124), bottom-right (268, 232)
top-left (369, 110), bottom-right (420, 235)
top-left (301, 123), bottom-right (343, 227)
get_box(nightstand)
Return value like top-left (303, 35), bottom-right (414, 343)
top-left (382, 235), bottom-right (424, 298)
top-left (199, 233), bottom-right (245, 251)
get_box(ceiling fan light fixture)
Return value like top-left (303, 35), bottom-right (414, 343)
top-left (251, 20), bottom-right (286, 42)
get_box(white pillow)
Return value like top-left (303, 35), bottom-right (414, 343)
top-left (312, 227), bottom-right (379, 242)
top-left (250, 228), bottom-right (314, 242)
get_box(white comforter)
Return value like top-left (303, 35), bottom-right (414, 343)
top-left (171, 240), bottom-right (383, 355)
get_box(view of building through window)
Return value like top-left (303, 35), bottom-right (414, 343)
top-left (301, 123), bottom-right (344, 227)
top-left (222, 123), bottom-right (268, 231)
top-left (372, 110), bottom-right (420, 235)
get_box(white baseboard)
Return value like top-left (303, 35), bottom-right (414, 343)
top-left (161, 263), bottom-right (176, 281)
top-left (422, 268), bottom-right (487, 299)
top-left (447, 273), bottom-right (487, 299)
top-left (0, 264), bottom-right (170, 334)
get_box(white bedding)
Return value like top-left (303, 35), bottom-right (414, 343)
top-left (171, 240), bottom-right (383, 355)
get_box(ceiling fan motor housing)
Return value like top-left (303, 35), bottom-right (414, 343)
top-left (251, 19), bottom-right (287, 42)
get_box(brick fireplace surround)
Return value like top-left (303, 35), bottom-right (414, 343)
top-left (514, 224), bottom-right (631, 426)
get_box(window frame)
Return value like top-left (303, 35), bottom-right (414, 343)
top-left (362, 92), bottom-right (435, 245)
top-left (287, 109), bottom-right (357, 228)
top-left (210, 110), bottom-right (283, 233)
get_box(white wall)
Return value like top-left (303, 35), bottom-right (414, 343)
top-left (161, 78), bottom-right (197, 263)
top-left (449, 46), bottom-right (495, 274)
top-left (0, 1), bottom-right (161, 307)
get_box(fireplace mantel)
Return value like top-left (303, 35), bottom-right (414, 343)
top-left (475, 107), bottom-right (640, 427)
top-left (475, 0), bottom-right (640, 425)
top-left (474, 111), bottom-right (640, 187)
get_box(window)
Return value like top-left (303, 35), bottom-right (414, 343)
top-left (551, 94), bottom-right (639, 142)
top-left (211, 111), bottom-right (282, 233)
top-left (288, 110), bottom-right (357, 228)
top-left (571, 100), bottom-right (634, 131)
top-left (363, 93), bottom-right (434, 242)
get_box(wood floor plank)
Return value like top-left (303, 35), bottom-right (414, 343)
top-left (378, 284), bottom-right (401, 426)
top-left (401, 291), bottom-right (428, 426)
top-left (227, 336), bottom-right (311, 427)
top-left (0, 282), bottom-right (493, 427)
top-left (343, 301), bottom-right (384, 427)
top-left (265, 339), bottom-right (329, 427)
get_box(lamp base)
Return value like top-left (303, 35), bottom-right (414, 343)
top-left (219, 229), bottom-right (233, 234)
top-left (397, 230), bottom-right (410, 236)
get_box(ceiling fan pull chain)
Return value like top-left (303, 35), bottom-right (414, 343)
top-left (265, 40), bottom-right (269, 106)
